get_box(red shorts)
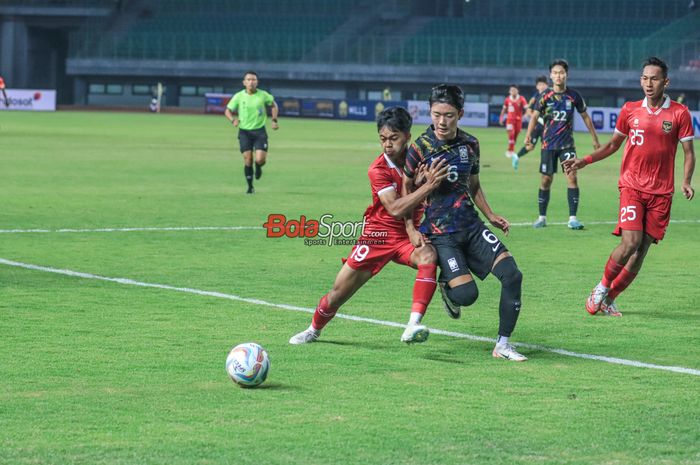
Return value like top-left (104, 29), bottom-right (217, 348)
top-left (343, 235), bottom-right (415, 276)
top-left (613, 187), bottom-right (672, 242)
top-left (506, 119), bottom-right (522, 132)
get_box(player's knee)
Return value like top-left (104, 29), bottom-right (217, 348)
top-left (620, 236), bottom-right (642, 257)
top-left (447, 281), bottom-right (479, 307)
top-left (414, 245), bottom-right (437, 265)
top-left (493, 257), bottom-right (522, 288)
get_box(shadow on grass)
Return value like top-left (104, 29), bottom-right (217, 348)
top-left (241, 382), bottom-right (300, 391)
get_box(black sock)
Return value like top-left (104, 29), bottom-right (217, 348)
top-left (538, 189), bottom-right (550, 216)
top-left (244, 166), bottom-right (254, 189)
top-left (568, 187), bottom-right (580, 216)
top-left (517, 146), bottom-right (527, 158)
top-left (492, 257), bottom-right (522, 338)
top-left (254, 162), bottom-right (263, 179)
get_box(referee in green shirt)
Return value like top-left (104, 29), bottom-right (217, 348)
top-left (225, 71), bottom-right (279, 194)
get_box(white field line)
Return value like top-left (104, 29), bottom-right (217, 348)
top-left (1, 219), bottom-right (699, 234)
top-left (1, 257), bottom-right (699, 377)
top-left (0, 226), bottom-right (262, 234)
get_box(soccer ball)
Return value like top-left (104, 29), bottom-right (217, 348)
top-left (225, 342), bottom-right (270, 388)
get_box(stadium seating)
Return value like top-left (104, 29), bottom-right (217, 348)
top-left (68, 0), bottom-right (699, 70)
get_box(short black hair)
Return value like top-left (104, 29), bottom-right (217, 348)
top-left (429, 84), bottom-right (464, 111)
top-left (642, 56), bottom-right (668, 78)
top-left (509, 84), bottom-right (519, 90)
top-left (549, 59), bottom-right (569, 72)
top-left (535, 75), bottom-right (548, 84)
top-left (377, 106), bottom-right (412, 133)
top-left (243, 70), bottom-right (258, 78)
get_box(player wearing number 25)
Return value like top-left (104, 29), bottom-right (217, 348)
top-left (403, 84), bottom-right (528, 361)
top-left (525, 59), bottom-right (600, 230)
top-left (562, 57), bottom-right (695, 317)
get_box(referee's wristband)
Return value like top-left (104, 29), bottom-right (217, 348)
top-left (272, 118), bottom-right (278, 123)
top-left (583, 155), bottom-right (594, 165)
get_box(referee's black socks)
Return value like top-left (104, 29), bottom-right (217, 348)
top-left (244, 166), bottom-right (254, 190)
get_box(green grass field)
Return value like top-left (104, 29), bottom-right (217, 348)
top-left (1, 111), bottom-right (699, 465)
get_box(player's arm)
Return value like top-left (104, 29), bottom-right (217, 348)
top-left (499, 104), bottom-right (506, 126)
top-left (524, 97), bottom-right (536, 119)
top-left (381, 159), bottom-right (448, 219)
top-left (225, 96), bottom-right (239, 126)
top-left (524, 110), bottom-right (540, 149)
top-left (579, 111), bottom-right (601, 150)
top-left (468, 173), bottom-right (510, 235)
top-left (680, 139), bottom-right (695, 200)
top-left (269, 100), bottom-right (279, 130)
top-left (562, 131), bottom-right (626, 175)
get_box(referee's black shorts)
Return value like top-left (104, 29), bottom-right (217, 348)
top-left (238, 127), bottom-right (269, 152)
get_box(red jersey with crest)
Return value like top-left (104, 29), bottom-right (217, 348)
top-left (503, 95), bottom-right (528, 122)
top-left (614, 96), bottom-right (694, 195)
top-left (362, 153), bottom-right (420, 237)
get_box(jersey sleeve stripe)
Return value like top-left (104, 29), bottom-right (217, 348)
top-left (679, 136), bottom-right (694, 142)
top-left (614, 129), bottom-right (627, 137)
top-left (377, 186), bottom-right (396, 196)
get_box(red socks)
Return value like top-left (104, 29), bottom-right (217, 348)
top-left (602, 257), bottom-right (624, 288)
top-left (311, 294), bottom-right (338, 330)
top-left (312, 264), bottom-right (437, 330)
top-left (411, 264), bottom-right (437, 313)
top-left (607, 268), bottom-right (638, 301)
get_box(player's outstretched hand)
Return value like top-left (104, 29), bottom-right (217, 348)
top-left (271, 121), bottom-right (279, 130)
top-left (407, 228), bottom-right (425, 248)
top-left (592, 139), bottom-right (601, 150)
top-left (561, 158), bottom-right (587, 176)
top-left (424, 158), bottom-right (449, 190)
top-left (488, 215), bottom-right (510, 236)
top-left (682, 183), bottom-right (695, 200)
top-left (524, 137), bottom-right (533, 151)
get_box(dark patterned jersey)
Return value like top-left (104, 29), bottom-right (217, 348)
top-left (404, 126), bottom-right (482, 235)
top-left (534, 87), bottom-right (587, 150)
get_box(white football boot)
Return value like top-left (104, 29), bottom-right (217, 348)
top-left (400, 324), bottom-right (430, 344)
top-left (492, 342), bottom-right (528, 361)
top-left (289, 328), bottom-right (320, 345)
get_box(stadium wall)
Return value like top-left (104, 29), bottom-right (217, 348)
top-left (66, 60), bottom-right (700, 112)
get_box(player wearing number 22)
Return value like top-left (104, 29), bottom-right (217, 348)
top-left (289, 107), bottom-right (449, 345)
top-left (525, 59), bottom-right (600, 230)
top-left (403, 84), bottom-right (528, 361)
top-left (563, 57), bottom-right (695, 317)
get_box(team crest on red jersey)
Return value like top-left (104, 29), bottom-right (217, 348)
top-left (662, 121), bottom-right (672, 133)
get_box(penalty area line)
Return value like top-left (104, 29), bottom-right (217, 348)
top-left (1, 257), bottom-right (699, 377)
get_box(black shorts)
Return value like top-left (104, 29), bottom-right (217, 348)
top-left (530, 123), bottom-right (544, 146)
top-left (238, 128), bottom-right (269, 153)
top-left (540, 147), bottom-right (576, 175)
top-left (429, 225), bottom-right (509, 281)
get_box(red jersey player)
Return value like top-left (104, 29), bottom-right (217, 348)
top-left (0, 75), bottom-right (8, 107)
top-left (289, 107), bottom-right (449, 344)
top-left (499, 85), bottom-right (528, 158)
top-left (563, 57), bottom-right (695, 317)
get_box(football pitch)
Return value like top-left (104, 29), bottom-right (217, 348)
top-left (1, 111), bottom-right (699, 465)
